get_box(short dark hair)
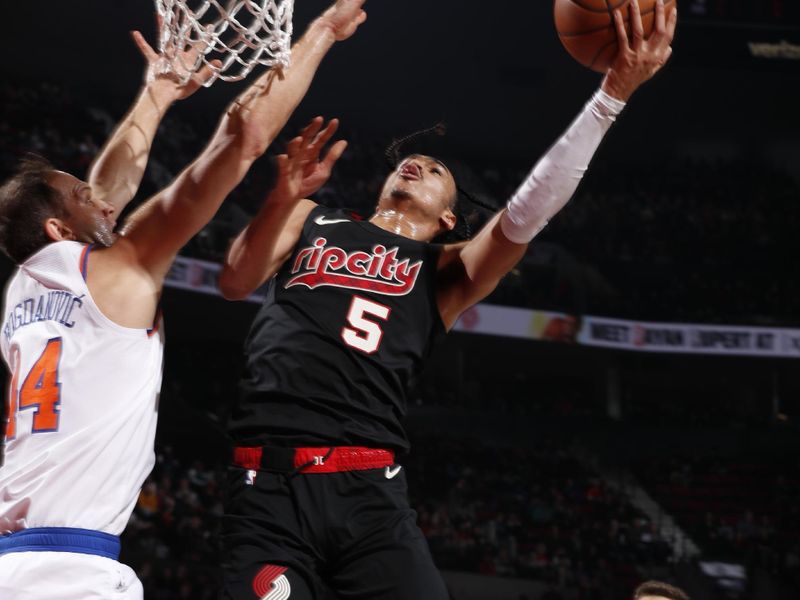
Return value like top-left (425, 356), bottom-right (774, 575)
top-left (633, 581), bottom-right (689, 600)
top-left (0, 155), bottom-right (67, 264)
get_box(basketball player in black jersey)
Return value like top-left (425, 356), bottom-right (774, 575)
top-left (219, 1), bottom-right (677, 598)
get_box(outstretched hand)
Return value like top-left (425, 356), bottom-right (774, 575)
top-left (132, 16), bottom-right (220, 103)
top-left (319, 0), bottom-right (368, 42)
top-left (602, 0), bottom-right (677, 102)
top-left (273, 117), bottom-right (348, 202)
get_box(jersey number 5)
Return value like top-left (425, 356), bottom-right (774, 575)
top-left (5, 338), bottom-right (63, 440)
top-left (341, 296), bottom-right (391, 354)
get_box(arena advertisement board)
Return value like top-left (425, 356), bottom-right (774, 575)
top-left (580, 316), bottom-right (800, 358)
top-left (450, 305), bottom-right (800, 359)
top-left (166, 256), bottom-right (800, 359)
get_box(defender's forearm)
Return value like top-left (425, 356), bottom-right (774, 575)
top-left (220, 196), bottom-right (312, 300)
top-left (88, 83), bottom-right (177, 213)
top-left (224, 19), bottom-right (338, 161)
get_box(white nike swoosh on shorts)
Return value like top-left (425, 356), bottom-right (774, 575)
top-left (384, 465), bottom-right (403, 479)
top-left (314, 216), bottom-right (350, 226)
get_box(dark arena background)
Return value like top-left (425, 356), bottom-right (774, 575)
top-left (2, 1), bottom-right (800, 599)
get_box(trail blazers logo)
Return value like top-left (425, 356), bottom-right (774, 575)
top-left (253, 564), bottom-right (291, 600)
top-left (286, 237), bottom-right (423, 296)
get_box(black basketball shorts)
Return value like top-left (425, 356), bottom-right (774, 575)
top-left (220, 446), bottom-right (450, 600)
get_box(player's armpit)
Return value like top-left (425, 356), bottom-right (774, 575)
top-left (436, 210), bottom-right (528, 330)
top-left (83, 238), bottom-right (163, 329)
top-left (220, 199), bottom-right (318, 301)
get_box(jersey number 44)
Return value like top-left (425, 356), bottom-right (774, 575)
top-left (5, 338), bottom-right (63, 440)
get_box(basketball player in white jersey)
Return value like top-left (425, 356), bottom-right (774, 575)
top-left (0, 1), bottom-right (367, 598)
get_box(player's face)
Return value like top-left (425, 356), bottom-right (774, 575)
top-left (378, 154), bottom-right (457, 232)
top-left (46, 171), bottom-right (117, 246)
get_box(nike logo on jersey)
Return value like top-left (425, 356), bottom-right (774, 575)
top-left (286, 237), bottom-right (423, 297)
top-left (385, 465), bottom-right (402, 479)
top-left (314, 215), bottom-right (350, 226)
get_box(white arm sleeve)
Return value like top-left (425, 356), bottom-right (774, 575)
top-left (500, 88), bottom-right (626, 244)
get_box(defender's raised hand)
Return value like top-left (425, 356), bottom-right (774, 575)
top-left (274, 117), bottom-right (348, 202)
top-left (131, 18), bottom-right (220, 102)
top-left (319, 0), bottom-right (368, 41)
top-left (602, 0), bottom-right (677, 101)
top-left (87, 16), bottom-right (221, 215)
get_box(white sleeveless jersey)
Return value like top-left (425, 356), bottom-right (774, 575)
top-left (0, 241), bottom-right (164, 535)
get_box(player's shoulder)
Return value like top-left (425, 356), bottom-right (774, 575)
top-left (295, 199), bottom-right (322, 222)
top-left (85, 236), bottom-right (154, 290)
top-left (307, 203), bottom-right (365, 222)
top-left (89, 235), bottom-right (139, 268)
top-left (435, 241), bottom-right (468, 269)
top-left (23, 240), bottom-right (85, 264)
top-left (20, 240), bottom-right (88, 279)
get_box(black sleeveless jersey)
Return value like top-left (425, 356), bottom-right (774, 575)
top-left (227, 205), bottom-right (445, 452)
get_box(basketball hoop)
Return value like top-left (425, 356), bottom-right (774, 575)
top-left (154, 0), bottom-right (295, 87)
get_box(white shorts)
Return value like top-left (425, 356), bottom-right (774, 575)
top-left (0, 551), bottom-right (143, 600)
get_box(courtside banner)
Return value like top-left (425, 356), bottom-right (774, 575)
top-left (450, 304), bottom-right (800, 359)
top-left (452, 304), bottom-right (581, 344)
top-left (165, 257), bottom-right (800, 359)
top-left (579, 316), bottom-right (800, 358)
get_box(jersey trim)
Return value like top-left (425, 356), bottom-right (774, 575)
top-left (79, 244), bottom-right (94, 282)
top-left (147, 306), bottom-right (162, 338)
top-left (0, 527), bottom-right (121, 560)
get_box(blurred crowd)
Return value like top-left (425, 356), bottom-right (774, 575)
top-left (122, 447), bottom-right (224, 600)
top-left (636, 455), bottom-right (800, 592)
top-left (408, 438), bottom-right (673, 600)
top-left (2, 80), bottom-right (799, 326)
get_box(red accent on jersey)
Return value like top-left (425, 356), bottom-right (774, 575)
top-left (234, 446), bottom-right (395, 474)
top-left (286, 237), bottom-right (423, 296)
top-left (252, 564), bottom-right (289, 598)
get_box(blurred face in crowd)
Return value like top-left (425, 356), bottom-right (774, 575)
top-left (46, 171), bottom-right (116, 247)
top-left (375, 154), bottom-right (457, 237)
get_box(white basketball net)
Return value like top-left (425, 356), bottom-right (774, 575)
top-left (154, 0), bottom-right (295, 87)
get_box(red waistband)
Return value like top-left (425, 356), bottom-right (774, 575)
top-left (233, 446), bottom-right (395, 474)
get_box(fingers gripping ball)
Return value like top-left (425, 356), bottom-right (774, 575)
top-left (555, 0), bottom-right (676, 72)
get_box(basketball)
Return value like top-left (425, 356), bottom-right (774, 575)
top-left (555, 0), bottom-right (677, 72)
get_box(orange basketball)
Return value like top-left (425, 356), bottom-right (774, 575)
top-left (555, 0), bottom-right (677, 73)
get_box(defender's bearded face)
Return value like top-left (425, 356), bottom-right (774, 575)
top-left (46, 171), bottom-right (117, 247)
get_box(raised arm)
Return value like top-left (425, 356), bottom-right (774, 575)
top-left (87, 26), bottom-right (215, 213)
top-left (219, 117), bottom-right (347, 300)
top-left (89, 0), bottom-right (367, 329)
top-left (436, 0), bottom-right (676, 329)
top-left (119, 0), bottom-right (365, 270)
